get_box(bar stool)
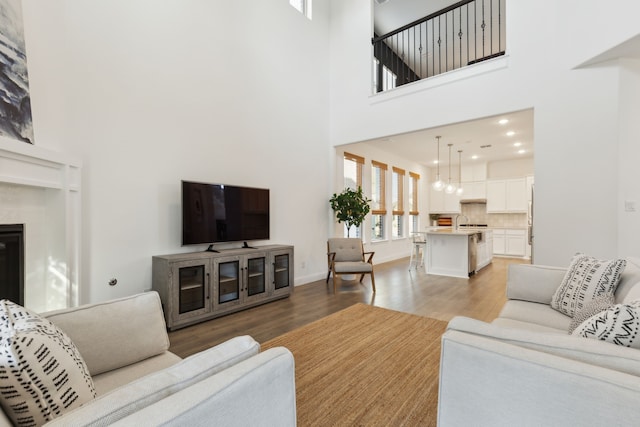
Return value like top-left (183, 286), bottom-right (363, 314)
top-left (409, 232), bottom-right (427, 270)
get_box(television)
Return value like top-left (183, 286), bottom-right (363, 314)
top-left (181, 181), bottom-right (270, 249)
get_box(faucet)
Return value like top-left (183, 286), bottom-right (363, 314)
top-left (454, 214), bottom-right (469, 230)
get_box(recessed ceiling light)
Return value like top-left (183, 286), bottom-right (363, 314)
top-left (471, 155), bottom-right (479, 160)
top-left (513, 142), bottom-right (522, 147)
top-left (498, 119), bottom-right (509, 125)
top-left (433, 160), bottom-right (439, 164)
top-left (518, 149), bottom-right (526, 154)
top-left (506, 131), bottom-right (515, 137)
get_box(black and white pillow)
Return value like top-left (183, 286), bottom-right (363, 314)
top-left (551, 253), bottom-right (626, 317)
top-left (0, 300), bottom-right (96, 426)
top-left (572, 300), bottom-right (640, 348)
top-left (568, 293), bottom-right (615, 334)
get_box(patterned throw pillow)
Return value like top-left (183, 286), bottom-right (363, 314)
top-left (572, 300), bottom-right (640, 348)
top-left (0, 300), bottom-right (96, 426)
top-left (568, 293), bottom-right (615, 334)
top-left (551, 253), bottom-right (626, 317)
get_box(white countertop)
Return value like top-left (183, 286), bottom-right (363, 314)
top-left (426, 228), bottom-right (486, 236)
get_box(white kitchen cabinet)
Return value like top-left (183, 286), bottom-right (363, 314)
top-left (492, 229), bottom-right (506, 255)
top-left (476, 230), bottom-right (493, 271)
top-left (429, 188), bottom-right (461, 214)
top-left (506, 179), bottom-right (527, 211)
top-left (486, 178), bottom-right (527, 213)
top-left (492, 229), bottom-right (526, 257)
top-left (460, 181), bottom-right (486, 199)
top-left (505, 228), bottom-right (527, 257)
top-left (461, 163), bottom-right (487, 182)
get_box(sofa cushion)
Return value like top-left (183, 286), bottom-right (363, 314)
top-left (492, 318), bottom-right (567, 334)
top-left (92, 352), bottom-right (181, 395)
top-left (448, 316), bottom-right (640, 376)
top-left (572, 301), bottom-right (640, 349)
top-left (568, 293), bottom-right (615, 334)
top-left (551, 253), bottom-right (626, 317)
top-left (43, 292), bottom-right (170, 376)
top-left (0, 300), bottom-right (96, 426)
top-left (45, 335), bottom-right (260, 426)
top-left (498, 300), bottom-right (572, 331)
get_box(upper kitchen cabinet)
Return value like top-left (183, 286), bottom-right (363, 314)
top-left (460, 181), bottom-right (486, 199)
top-left (429, 188), bottom-right (461, 214)
top-left (486, 178), bottom-right (527, 213)
top-left (461, 163), bottom-right (487, 182)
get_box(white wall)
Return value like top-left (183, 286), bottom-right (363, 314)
top-left (617, 59), bottom-right (640, 256)
top-left (22, 0), bottom-right (333, 303)
top-left (329, 0), bottom-right (640, 265)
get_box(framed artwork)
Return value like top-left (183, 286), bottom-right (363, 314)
top-left (0, 0), bottom-right (33, 144)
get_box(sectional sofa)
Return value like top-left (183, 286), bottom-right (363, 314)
top-left (438, 257), bottom-right (640, 426)
top-left (0, 291), bottom-right (296, 426)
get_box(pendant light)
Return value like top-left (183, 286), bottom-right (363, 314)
top-left (444, 143), bottom-right (457, 194)
top-left (432, 136), bottom-right (444, 191)
top-left (456, 149), bottom-right (464, 196)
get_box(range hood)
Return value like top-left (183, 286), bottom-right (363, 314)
top-left (460, 198), bottom-right (487, 204)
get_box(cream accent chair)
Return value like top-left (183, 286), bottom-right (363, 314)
top-left (326, 238), bottom-right (375, 293)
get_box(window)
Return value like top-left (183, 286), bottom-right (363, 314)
top-left (343, 152), bottom-right (363, 190)
top-left (392, 167), bottom-right (405, 238)
top-left (409, 172), bottom-right (420, 233)
top-left (371, 161), bottom-right (387, 240)
top-left (342, 152), bottom-right (364, 238)
top-left (289, 0), bottom-right (312, 19)
top-left (373, 59), bottom-right (397, 94)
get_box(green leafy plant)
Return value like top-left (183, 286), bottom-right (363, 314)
top-left (329, 187), bottom-right (371, 237)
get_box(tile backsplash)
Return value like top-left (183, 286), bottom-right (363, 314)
top-left (454, 203), bottom-right (528, 228)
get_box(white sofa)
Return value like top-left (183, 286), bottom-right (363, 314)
top-left (0, 291), bottom-right (296, 426)
top-left (438, 259), bottom-right (640, 426)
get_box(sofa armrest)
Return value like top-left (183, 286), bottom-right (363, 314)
top-left (42, 292), bottom-right (170, 376)
top-left (439, 329), bottom-right (640, 426)
top-left (447, 316), bottom-right (640, 376)
top-left (45, 336), bottom-right (261, 426)
top-left (109, 347), bottom-right (296, 427)
top-left (506, 263), bottom-right (566, 304)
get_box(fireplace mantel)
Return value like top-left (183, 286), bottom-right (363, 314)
top-left (0, 136), bottom-right (81, 311)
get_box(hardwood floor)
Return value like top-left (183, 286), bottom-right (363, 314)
top-left (168, 256), bottom-right (527, 358)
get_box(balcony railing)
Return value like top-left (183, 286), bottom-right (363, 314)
top-left (372, 0), bottom-right (506, 93)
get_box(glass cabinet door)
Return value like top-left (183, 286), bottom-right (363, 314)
top-left (247, 257), bottom-right (266, 296)
top-left (274, 254), bottom-right (290, 289)
top-left (179, 265), bottom-right (206, 314)
top-left (218, 260), bottom-right (240, 304)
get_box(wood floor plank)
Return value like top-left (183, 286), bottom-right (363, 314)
top-left (168, 256), bottom-right (527, 358)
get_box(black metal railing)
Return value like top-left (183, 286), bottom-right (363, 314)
top-left (372, 0), bottom-right (505, 93)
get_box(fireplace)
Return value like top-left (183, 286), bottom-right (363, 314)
top-left (0, 137), bottom-right (81, 311)
top-left (0, 224), bottom-right (24, 305)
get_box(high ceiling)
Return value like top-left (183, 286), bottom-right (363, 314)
top-left (364, 0), bottom-right (533, 167)
top-left (354, 109), bottom-right (534, 167)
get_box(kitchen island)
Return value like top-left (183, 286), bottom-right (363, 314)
top-left (425, 228), bottom-right (493, 278)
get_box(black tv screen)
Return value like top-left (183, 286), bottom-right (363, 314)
top-left (182, 181), bottom-right (270, 245)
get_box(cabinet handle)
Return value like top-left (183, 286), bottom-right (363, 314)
top-left (206, 272), bottom-right (210, 299)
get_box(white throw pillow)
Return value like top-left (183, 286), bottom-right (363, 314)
top-left (551, 253), bottom-right (626, 317)
top-left (0, 300), bottom-right (96, 426)
top-left (572, 300), bottom-right (640, 348)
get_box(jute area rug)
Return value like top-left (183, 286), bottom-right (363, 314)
top-left (261, 303), bottom-right (447, 426)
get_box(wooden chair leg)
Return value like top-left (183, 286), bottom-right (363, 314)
top-left (326, 269), bottom-right (331, 283)
top-left (334, 273), bottom-right (338, 293)
top-left (370, 271), bottom-right (376, 293)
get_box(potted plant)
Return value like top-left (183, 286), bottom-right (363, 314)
top-left (329, 187), bottom-right (371, 237)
